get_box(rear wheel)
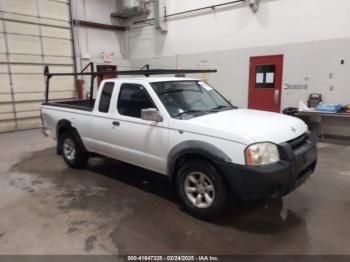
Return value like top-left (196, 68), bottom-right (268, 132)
top-left (61, 131), bottom-right (88, 168)
top-left (176, 160), bottom-right (228, 220)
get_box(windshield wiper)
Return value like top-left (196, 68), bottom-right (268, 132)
top-left (174, 110), bottom-right (208, 118)
top-left (210, 105), bottom-right (234, 112)
top-left (175, 106), bottom-right (235, 118)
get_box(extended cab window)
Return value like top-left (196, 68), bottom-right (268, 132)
top-left (117, 84), bottom-right (155, 118)
top-left (98, 82), bottom-right (114, 113)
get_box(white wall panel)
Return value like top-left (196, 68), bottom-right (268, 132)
top-left (0, 0), bottom-right (74, 132)
top-left (1, 0), bottom-right (38, 16)
top-left (0, 54), bottom-right (6, 62)
top-left (0, 65), bottom-right (8, 73)
top-left (5, 22), bottom-right (39, 36)
top-left (7, 34), bottom-right (41, 54)
top-left (41, 26), bottom-right (71, 39)
top-left (74, 0), bottom-right (117, 25)
top-left (0, 121), bottom-right (16, 133)
top-left (3, 13), bottom-right (37, 23)
top-left (39, 17), bottom-right (70, 28)
top-left (50, 76), bottom-right (74, 91)
top-left (9, 54), bottom-right (42, 63)
top-left (44, 56), bottom-right (73, 65)
top-left (15, 92), bottom-right (44, 102)
top-left (73, 0), bottom-right (129, 73)
top-left (15, 101), bottom-right (42, 112)
top-left (43, 38), bottom-right (72, 56)
top-left (11, 75), bottom-right (44, 92)
top-left (11, 65), bottom-right (42, 74)
top-left (0, 104), bottom-right (13, 113)
top-left (48, 90), bottom-right (75, 100)
top-left (38, 0), bottom-right (70, 21)
top-left (50, 66), bottom-right (74, 73)
top-left (16, 118), bottom-right (41, 130)
top-left (128, 0), bottom-right (350, 59)
top-left (0, 94), bottom-right (12, 103)
top-left (0, 33), bottom-right (6, 52)
top-left (0, 75), bottom-right (11, 97)
top-left (0, 112), bottom-right (15, 121)
top-left (16, 110), bottom-right (40, 119)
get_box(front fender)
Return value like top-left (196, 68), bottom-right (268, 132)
top-left (167, 140), bottom-right (232, 178)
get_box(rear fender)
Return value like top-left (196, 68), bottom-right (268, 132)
top-left (56, 120), bottom-right (87, 155)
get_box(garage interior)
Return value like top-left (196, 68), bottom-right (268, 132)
top-left (1, 0), bottom-right (350, 257)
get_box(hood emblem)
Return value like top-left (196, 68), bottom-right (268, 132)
top-left (291, 127), bottom-right (296, 133)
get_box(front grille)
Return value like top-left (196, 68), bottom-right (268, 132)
top-left (288, 133), bottom-right (308, 150)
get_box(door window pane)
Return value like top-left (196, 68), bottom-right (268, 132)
top-left (118, 84), bottom-right (155, 118)
top-left (98, 82), bottom-right (115, 113)
top-left (255, 64), bottom-right (275, 88)
top-left (265, 72), bottom-right (275, 84)
top-left (256, 73), bottom-right (264, 84)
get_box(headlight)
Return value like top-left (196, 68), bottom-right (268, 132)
top-left (245, 142), bottom-right (280, 166)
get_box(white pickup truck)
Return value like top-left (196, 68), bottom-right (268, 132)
top-left (41, 73), bottom-right (317, 219)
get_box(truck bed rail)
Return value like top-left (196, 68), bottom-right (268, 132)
top-left (42, 99), bottom-right (95, 112)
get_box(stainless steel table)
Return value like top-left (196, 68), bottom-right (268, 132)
top-left (296, 111), bottom-right (350, 138)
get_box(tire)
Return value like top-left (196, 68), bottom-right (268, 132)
top-left (176, 159), bottom-right (228, 220)
top-left (61, 131), bottom-right (88, 168)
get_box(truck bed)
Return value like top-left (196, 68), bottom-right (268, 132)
top-left (42, 99), bottom-right (95, 112)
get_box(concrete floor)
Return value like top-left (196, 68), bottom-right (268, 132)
top-left (0, 129), bottom-right (350, 255)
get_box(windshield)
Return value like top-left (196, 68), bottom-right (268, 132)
top-left (151, 80), bottom-right (234, 119)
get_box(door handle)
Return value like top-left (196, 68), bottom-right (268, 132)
top-left (112, 121), bottom-right (120, 127)
top-left (274, 89), bottom-right (280, 105)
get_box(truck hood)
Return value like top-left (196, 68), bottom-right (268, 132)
top-left (179, 109), bottom-right (308, 144)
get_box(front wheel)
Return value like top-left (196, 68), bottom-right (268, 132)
top-left (61, 131), bottom-right (88, 168)
top-left (176, 160), bottom-right (228, 220)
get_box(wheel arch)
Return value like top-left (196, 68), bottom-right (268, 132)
top-left (56, 119), bottom-right (87, 155)
top-left (167, 140), bottom-right (232, 188)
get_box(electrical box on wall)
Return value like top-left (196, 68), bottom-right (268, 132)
top-left (154, 0), bottom-right (167, 32)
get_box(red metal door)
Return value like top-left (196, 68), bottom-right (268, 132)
top-left (248, 55), bottom-right (283, 112)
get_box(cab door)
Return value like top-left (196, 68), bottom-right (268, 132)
top-left (108, 82), bottom-right (169, 174)
top-left (90, 81), bottom-right (117, 156)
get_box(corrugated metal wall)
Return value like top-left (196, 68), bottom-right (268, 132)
top-left (0, 0), bottom-right (75, 133)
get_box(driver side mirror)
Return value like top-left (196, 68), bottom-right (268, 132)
top-left (141, 108), bottom-right (163, 122)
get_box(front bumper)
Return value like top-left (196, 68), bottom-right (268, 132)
top-left (216, 132), bottom-right (318, 200)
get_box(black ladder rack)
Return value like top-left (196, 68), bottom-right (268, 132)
top-left (44, 64), bottom-right (217, 103)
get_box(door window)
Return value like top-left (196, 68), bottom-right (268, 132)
top-left (255, 64), bottom-right (275, 88)
top-left (98, 82), bottom-right (115, 113)
top-left (117, 84), bottom-right (155, 118)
